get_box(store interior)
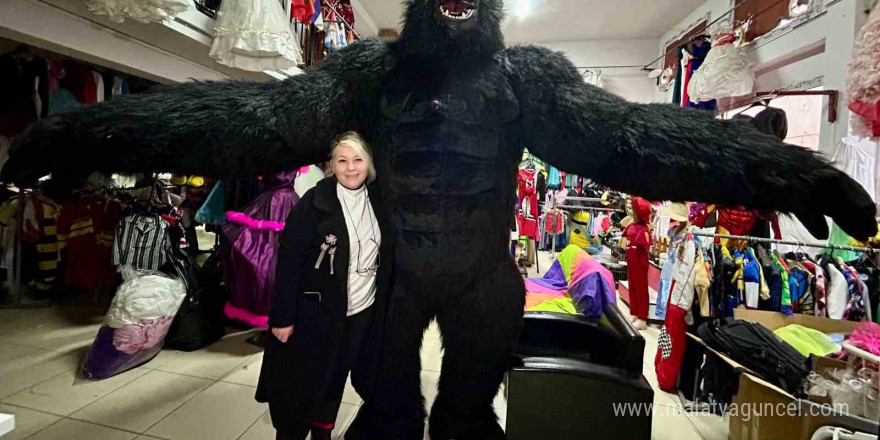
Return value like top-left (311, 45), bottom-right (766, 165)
top-left (1, 0), bottom-right (880, 439)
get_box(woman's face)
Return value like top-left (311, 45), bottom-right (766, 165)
top-left (333, 144), bottom-right (368, 190)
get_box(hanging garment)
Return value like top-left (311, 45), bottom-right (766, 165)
top-left (772, 254), bottom-right (793, 315)
top-left (33, 197), bottom-right (61, 293)
top-left (547, 166), bottom-right (562, 189)
top-left (847, 1), bottom-right (880, 138)
top-left (516, 168), bottom-right (539, 239)
top-left (688, 32), bottom-right (753, 103)
top-left (775, 214), bottom-right (822, 254)
top-left (685, 40), bottom-right (717, 111)
top-left (543, 209), bottom-right (564, 235)
top-left (656, 227), bottom-right (688, 320)
top-left (112, 213), bottom-right (170, 271)
top-left (695, 249), bottom-right (712, 317)
top-left (210, 0), bottom-right (303, 72)
top-left (221, 170), bottom-right (299, 328)
top-left (824, 262), bottom-right (849, 320)
top-left (802, 260), bottom-right (827, 317)
top-left (83, 0), bottom-right (188, 23)
top-left (58, 196), bottom-right (122, 291)
top-left (0, 53), bottom-right (48, 138)
top-left (833, 136), bottom-right (876, 201)
top-left (195, 181), bottom-right (228, 225)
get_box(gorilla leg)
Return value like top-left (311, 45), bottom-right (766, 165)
top-left (346, 280), bottom-right (438, 440)
top-left (429, 260), bottom-right (525, 440)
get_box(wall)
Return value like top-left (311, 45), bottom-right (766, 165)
top-left (539, 39), bottom-right (659, 103)
top-left (654, 0), bottom-right (871, 156)
top-left (0, 0), bottom-right (280, 83)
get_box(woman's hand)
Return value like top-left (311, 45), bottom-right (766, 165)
top-left (272, 326), bottom-right (294, 343)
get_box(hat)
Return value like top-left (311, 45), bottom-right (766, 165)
top-left (630, 197), bottom-right (653, 224)
top-left (662, 203), bottom-right (690, 222)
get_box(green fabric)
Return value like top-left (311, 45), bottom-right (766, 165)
top-left (773, 324), bottom-right (841, 357)
top-left (526, 298), bottom-right (578, 315)
top-left (823, 222), bottom-right (861, 262)
top-left (771, 254), bottom-right (792, 310)
top-left (557, 245), bottom-right (582, 283)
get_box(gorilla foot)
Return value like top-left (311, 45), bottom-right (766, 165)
top-left (344, 405), bottom-right (425, 440)
top-left (427, 408), bottom-right (506, 440)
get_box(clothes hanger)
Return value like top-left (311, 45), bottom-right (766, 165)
top-left (734, 97), bottom-right (773, 117)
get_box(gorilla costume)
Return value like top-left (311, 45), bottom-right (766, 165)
top-left (3, 0), bottom-right (878, 439)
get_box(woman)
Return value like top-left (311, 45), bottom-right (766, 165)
top-left (255, 132), bottom-right (391, 440)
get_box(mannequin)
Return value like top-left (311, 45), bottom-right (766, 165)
top-left (622, 196), bottom-right (653, 330)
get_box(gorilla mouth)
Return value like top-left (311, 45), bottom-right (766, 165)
top-left (438, 0), bottom-right (476, 21)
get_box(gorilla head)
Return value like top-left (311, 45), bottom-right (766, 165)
top-left (395, 0), bottom-right (506, 56)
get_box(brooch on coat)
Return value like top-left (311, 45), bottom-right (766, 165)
top-left (315, 234), bottom-right (338, 275)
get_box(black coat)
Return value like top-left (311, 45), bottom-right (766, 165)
top-left (255, 177), bottom-right (392, 431)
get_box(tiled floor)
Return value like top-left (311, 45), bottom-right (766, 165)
top-left (0, 249), bottom-right (727, 440)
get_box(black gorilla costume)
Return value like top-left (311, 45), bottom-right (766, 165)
top-left (3, 0), bottom-right (878, 438)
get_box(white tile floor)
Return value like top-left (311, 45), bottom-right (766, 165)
top-left (0, 249), bottom-right (728, 440)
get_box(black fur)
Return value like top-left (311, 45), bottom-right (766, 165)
top-left (3, 0), bottom-right (877, 438)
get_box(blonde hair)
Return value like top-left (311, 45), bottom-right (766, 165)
top-left (330, 131), bottom-right (376, 183)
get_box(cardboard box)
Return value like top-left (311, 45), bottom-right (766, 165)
top-left (733, 309), bottom-right (859, 334)
top-left (720, 310), bottom-right (877, 440)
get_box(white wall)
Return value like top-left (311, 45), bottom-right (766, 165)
top-left (539, 39), bottom-right (659, 103)
top-left (0, 0), bottom-right (280, 83)
top-left (654, 0), bottom-right (871, 156)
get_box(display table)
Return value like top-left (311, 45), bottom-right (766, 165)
top-left (0, 413), bottom-right (14, 437)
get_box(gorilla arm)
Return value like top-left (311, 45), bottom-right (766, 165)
top-left (500, 45), bottom-right (877, 240)
top-left (1, 39), bottom-right (391, 184)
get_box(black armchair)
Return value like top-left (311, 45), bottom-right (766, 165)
top-left (505, 303), bottom-right (654, 440)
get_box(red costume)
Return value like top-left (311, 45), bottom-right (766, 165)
top-left (516, 168), bottom-right (539, 239)
top-left (623, 197), bottom-right (653, 321)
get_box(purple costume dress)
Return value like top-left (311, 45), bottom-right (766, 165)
top-left (221, 170), bottom-right (299, 327)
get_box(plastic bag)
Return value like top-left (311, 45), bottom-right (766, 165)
top-left (82, 267), bottom-right (186, 379)
top-left (162, 247), bottom-right (227, 351)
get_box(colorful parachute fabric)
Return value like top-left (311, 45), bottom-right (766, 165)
top-left (523, 245), bottom-right (617, 320)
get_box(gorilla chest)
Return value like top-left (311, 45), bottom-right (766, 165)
top-left (378, 58), bottom-right (520, 197)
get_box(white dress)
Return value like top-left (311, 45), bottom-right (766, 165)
top-left (210, 0), bottom-right (303, 72)
top-left (688, 33), bottom-right (754, 103)
top-left (83, 0), bottom-right (190, 23)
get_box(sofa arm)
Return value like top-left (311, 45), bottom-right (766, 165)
top-left (519, 312), bottom-right (598, 362)
top-left (506, 356), bottom-right (654, 440)
top-left (598, 302), bottom-right (646, 374)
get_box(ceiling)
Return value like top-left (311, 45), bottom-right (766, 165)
top-left (360, 0), bottom-right (707, 43)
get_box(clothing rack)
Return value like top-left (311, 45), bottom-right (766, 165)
top-left (557, 205), bottom-right (617, 211)
top-left (323, 0), bottom-right (360, 40)
top-left (562, 196), bottom-right (604, 203)
top-left (691, 231), bottom-right (875, 253)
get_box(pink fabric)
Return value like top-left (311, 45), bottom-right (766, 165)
top-left (112, 316), bottom-right (174, 355)
top-left (523, 279), bottom-right (567, 296)
top-left (849, 321), bottom-right (880, 356)
top-left (311, 422), bottom-right (335, 429)
top-left (224, 301), bottom-right (269, 328)
top-left (569, 258), bottom-right (615, 290)
top-left (225, 211), bottom-right (286, 231)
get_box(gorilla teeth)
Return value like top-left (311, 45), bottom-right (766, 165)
top-left (439, 6), bottom-right (475, 20)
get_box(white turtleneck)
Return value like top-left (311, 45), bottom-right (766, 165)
top-left (337, 182), bottom-right (381, 316)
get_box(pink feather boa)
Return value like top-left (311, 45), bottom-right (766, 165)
top-left (225, 211), bottom-right (285, 231)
